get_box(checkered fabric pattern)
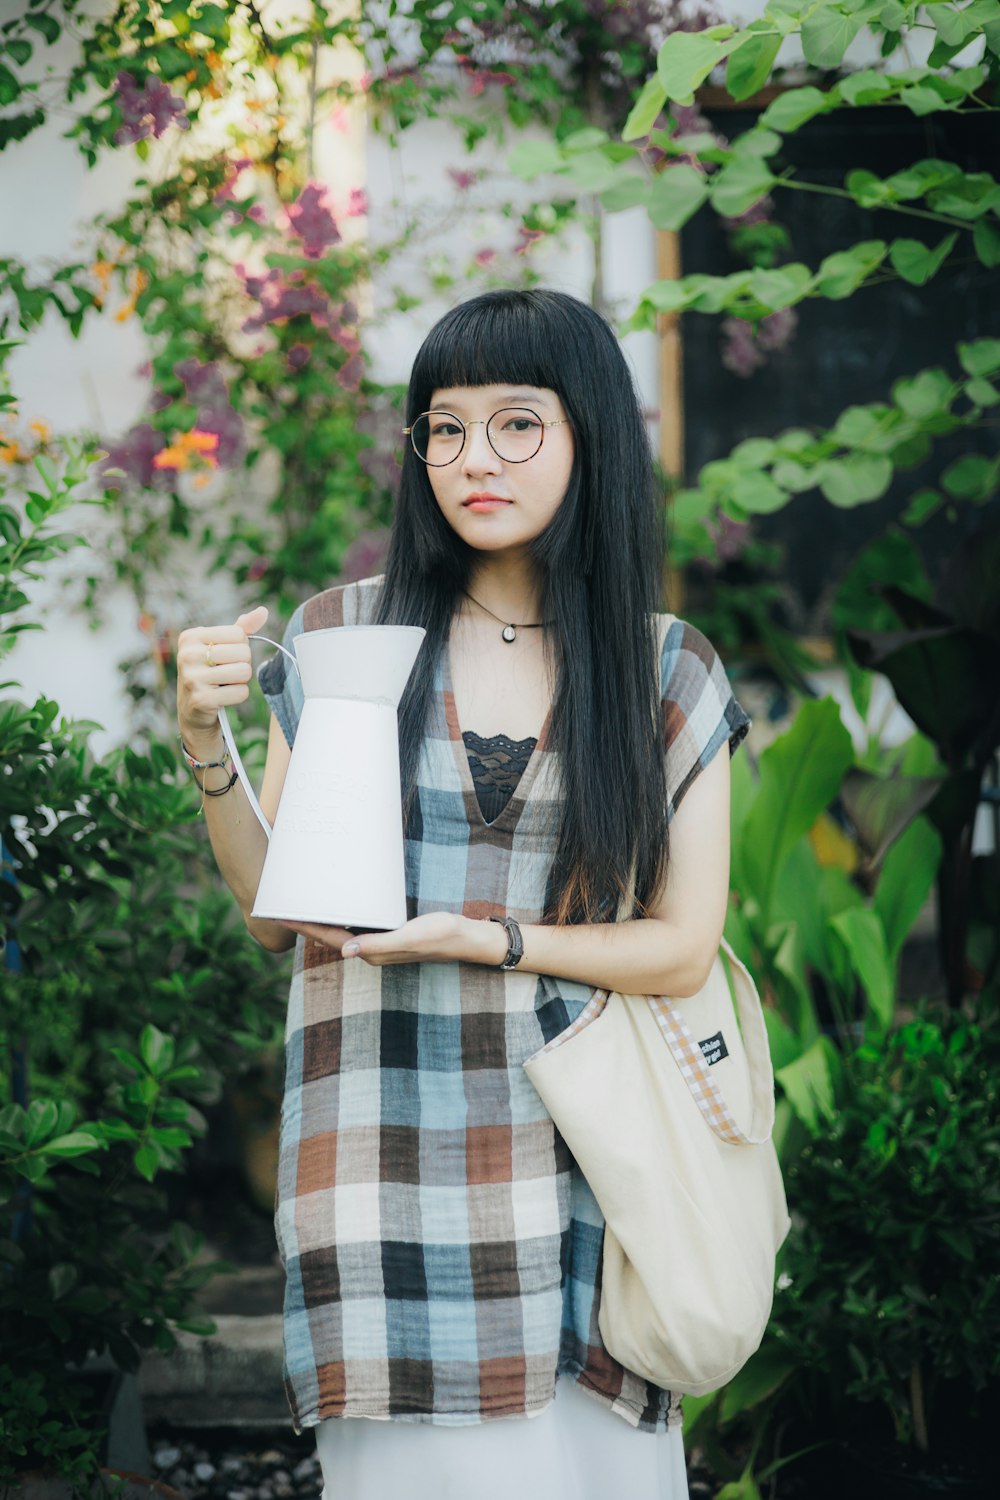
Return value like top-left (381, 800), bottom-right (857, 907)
top-left (648, 992), bottom-right (748, 1146)
top-left (258, 579), bottom-right (750, 1434)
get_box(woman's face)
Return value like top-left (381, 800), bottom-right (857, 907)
top-left (421, 383), bottom-right (574, 558)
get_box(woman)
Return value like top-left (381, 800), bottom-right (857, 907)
top-left (176, 289), bottom-right (750, 1499)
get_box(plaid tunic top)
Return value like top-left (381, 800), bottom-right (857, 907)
top-left (259, 577), bottom-right (751, 1435)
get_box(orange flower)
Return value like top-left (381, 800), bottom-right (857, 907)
top-left (29, 419), bottom-right (51, 443)
top-left (0, 438), bottom-right (25, 464)
top-left (152, 428), bottom-right (220, 472)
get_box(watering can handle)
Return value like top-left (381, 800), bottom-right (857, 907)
top-left (216, 632), bottom-right (301, 843)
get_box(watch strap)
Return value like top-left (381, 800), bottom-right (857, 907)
top-left (489, 915), bottom-right (524, 971)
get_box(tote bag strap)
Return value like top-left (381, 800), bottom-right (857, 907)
top-left (646, 940), bottom-right (776, 1147)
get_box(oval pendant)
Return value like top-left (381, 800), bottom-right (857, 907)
top-left (502, 624), bottom-right (516, 644)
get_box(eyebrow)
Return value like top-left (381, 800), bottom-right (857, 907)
top-left (432, 390), bottom-right (553, 410)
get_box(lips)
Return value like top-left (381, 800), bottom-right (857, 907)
top-left (462, 493), bottom-right (511, 510)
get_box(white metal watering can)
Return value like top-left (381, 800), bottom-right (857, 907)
top-left (218, 624), bottom-right (425, 931)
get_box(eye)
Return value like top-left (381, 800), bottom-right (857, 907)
top-left (429, 417), bottom-right (464, 438)
top-left (498, 413), bottom-right (541, 433)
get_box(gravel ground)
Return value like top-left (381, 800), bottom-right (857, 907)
top-left (149, 1432), bottom-right (321, 1500)
top-left (148, 1428), bottom-right (719, 1500)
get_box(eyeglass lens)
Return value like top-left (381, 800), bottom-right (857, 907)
top-left (410, 407), bottom-right (545, 465)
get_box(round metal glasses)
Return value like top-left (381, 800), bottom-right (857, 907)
top-left (403, 406), bottom-right (569, 467)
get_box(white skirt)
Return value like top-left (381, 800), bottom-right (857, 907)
top-left (315, 1376), bottom-right (688, 1500)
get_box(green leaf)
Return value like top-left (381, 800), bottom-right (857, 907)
top-left (563, 149), bottom-right (621, 193)
top-left (965, 376), bottom-right (999, 407)
top-left (815, 240), bottom-right (887, 299)
top-left (838, 70), bottom-right (897, 105)
top-left (747, 263), bottom-right (813, 311)
top-left (817, 454), bottom-right (893, 506)
top-left (940, 453), bottom-right (998, 501)
top-left (928, 172), bottom-right (1000, 221)
top-left (600, 176), bottom-right (650, 213)
top-left (973, 219), bottom-right (1000, 268)
top-left (641, 279), bottom-right (694, 315)
top-left (0, 61), bottom-right (18, 106)
top-left (829, 907), bottom-right (895, 1028)
top-left (845, 169), bottom-right (895, 208)
top-left (892, 367), bottom-right (954, 418)
top-left (623, 74), bottom-right (667, 140)
top-left (726, 33), bottom-right (781, 101)
top-left (508, 137), bottom-right (565, 178)
top-left (743, 697), bottom-right (855, 930)
top-left (898, 83), bottom-right (950, 116)
top-left (134, 1142), bottom-right (160, 1182)
top-left (139, 1023), bottom-right (175, 1076)
top-left (801, 8), bottom-right (864, 69)
top-left (657, 27), bottom-right (743, 105)
top-left (647, 164), bottom-right (711, 230)
top-left (874, 816), bottom-right (941, 962)
top-left (931, 0), bottom-right (1000, 47)
top-left (889, 232), bottom-right (957, 285)
top-left (562, 126), bottom-right (609, 153)
top-left (760, 86), bottom-right (831, 133)
top-left (24, 1099), bottom-right (58, 1148)
top-left (730, 470), bottom-right (788, 514)
top-left (901, 488), bottom-right (943, 525)
top-left (709, 157), bottom-right (776, 218)
top-left (6, 39), bottom-right (32, 66)
top-left (24, 13), bottom-right (61, 45)
top-left (731, 127), bottom-right (783, 159)
top-left (720, 1345), bottom-right (796, 1421)
top-left (49, 1264), bottom-right (78, 1301)
top-left (42, 1131), bottom-right (102, 1158)
top-left (775, 1035), bottom-right (840, 1134)
top-left (958, 338), bottom-right (1000, 377)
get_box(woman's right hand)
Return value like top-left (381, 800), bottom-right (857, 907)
top-left (176, 603), bottom-right (269, 757)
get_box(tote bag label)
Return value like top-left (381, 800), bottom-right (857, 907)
top-left (698, 1030), bottom-right (729, 1066)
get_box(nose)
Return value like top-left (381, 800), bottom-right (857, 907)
top-left (461, 419), bottom-right (502, 476)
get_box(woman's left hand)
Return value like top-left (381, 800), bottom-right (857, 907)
top-left (282, 912), bottom-right (507, 967)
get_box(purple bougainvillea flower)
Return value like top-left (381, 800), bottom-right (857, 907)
top-left (720, 317), bottom-right (765, 378)
top-left (448, 168), bottom-right (478, 192)
top-left (174, 357), bottom-right (228, 405)
top-left (474, 248), bottom-right (497, 267)
top-left (513, 225), bottom-right (545, 255)
top-left (287, 343), bottom-right (311, 371)
top-left (757, 306), bottom-right (798, 352)
top-left (114, 71), bottom-right (188, 145)
top-left (99, 421), bottom-right (167, 489)
top-left (336, 353), bottom-right (364, 392)
top-left (346, 188), bottom-right (368, 218)
top-left (194, 400), bottom-right (246, 468)
top-left (704, 509), bottom-right (750, 563)
top-left (287, 182), bottom-right (342, 258)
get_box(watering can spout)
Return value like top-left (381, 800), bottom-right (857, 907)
top-left (216, 623), bottom-right (426, 931)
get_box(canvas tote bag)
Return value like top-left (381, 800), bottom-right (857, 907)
top-left (523, 938), bottom-right (790, 1396)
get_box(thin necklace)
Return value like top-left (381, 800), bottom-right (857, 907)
top-left (462, 589), bottom-right (552, 644)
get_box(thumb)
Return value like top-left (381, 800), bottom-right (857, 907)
top-left (235, 603), bottom-right (269, 636)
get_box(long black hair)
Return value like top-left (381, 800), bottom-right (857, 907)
top-left (376, 288), bottom-right (669, 924)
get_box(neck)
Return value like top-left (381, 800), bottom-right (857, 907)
top-left (467, 554), bottom-right (544, 623)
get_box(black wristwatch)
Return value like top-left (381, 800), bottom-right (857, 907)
top-left (489, 915), bottom-right (524, 971)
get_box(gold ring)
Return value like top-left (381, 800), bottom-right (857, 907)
top-left (205, 643), bottom-right (216, 668)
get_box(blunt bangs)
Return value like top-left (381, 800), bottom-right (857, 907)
top-left (407, 290), bottom-right (609, 420)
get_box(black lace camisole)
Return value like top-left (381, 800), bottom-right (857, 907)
top-left (462, 729), bottom-right (538, 825)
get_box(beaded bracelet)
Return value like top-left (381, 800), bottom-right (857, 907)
top-left (179, 735), bottom-right (231, 771)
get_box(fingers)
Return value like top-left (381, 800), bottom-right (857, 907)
top-left (176, 603), bottom-right (268, 739)
top-left (282, 921), bottom-right (356, 956)
top-left (236, 604), bottom-right (269, 635)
